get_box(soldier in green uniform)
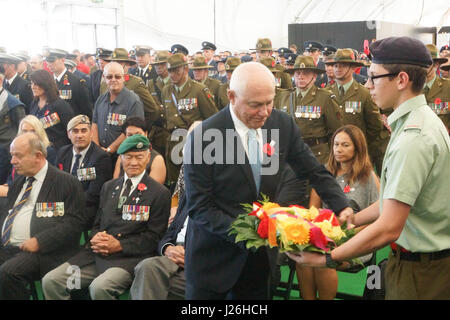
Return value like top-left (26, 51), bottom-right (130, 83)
top-left (325, 48), bottom-right (388, 174)
top-left (190, 56), bottom-right (222, 107)
top-left (251, 38), bottom-right (292, 90)
top-left (258, 56), bottom-right (290, 109)
top-left (216, 57), bottom-right (241, 110)
top-left (423, 44), bottom-right (450, 133)
top-left (278, 55), bottom-right (342, 164)
top-left (147, 50), bottom-right (171, 157)
top-left (101, 48), bottom-right (160, 132)
top-left (162, 53), bottom-right (218, 185)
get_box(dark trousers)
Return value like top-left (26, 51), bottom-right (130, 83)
top-left (0, 246), bottom-right (41, 300)
top-left (186, 248), bottom-right (271, 300)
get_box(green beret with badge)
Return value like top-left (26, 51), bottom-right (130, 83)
top-left (117, 135), bottom-right (151, 155)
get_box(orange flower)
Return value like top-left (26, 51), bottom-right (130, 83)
top-left (284, 222), bottom-right (310, 245)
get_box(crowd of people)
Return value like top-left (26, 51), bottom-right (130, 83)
top-left (0, 35), bottom-right (448, 300)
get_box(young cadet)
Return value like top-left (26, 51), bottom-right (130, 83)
top-left (289, 36), bottom-right (450, 300)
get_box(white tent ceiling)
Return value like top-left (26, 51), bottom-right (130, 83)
top-left (0, 0), bottom-right (449, 55)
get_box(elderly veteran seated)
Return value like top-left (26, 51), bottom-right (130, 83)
top-left (42, 135), bottom-right (171, 300)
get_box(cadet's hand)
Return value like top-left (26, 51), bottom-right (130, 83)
top-left (165, 245), bottom-right (185, 268)
top-left (20, 237), bottom-right (40, 253)
top-left (286, 251), bottom-right (326, 268)
top-left (338, 207), bottom-right (355, 229)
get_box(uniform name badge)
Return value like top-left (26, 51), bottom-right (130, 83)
top-left (40, 112), bottom-right (61, 129)
top-left (36, 202), bottom-right (64, 218)
top-left (122, 205), bottom-right (150, 222)
top-left (345, 101), bottom-right (362, 114)
top-left (77, 167), bottom-right (96, 181)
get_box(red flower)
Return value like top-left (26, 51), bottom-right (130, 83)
top-left (124, 74), bottom-right (130, 82)
top-left (313, 209), bottom-right (340, 226)
top-left (271, 60), bottom-right (275, 68)
top-left (263, 143), bottom-right (274, 156)
top-left (289, 204), bottom-right (306, 209)
top-left (137, 183), bottom-right (147, 191)
top-left (434, 98), bottom-right (442, 104)
top-left (309, 226), bottom-right (329, 251)
top-left (257, 216), bottom-right (269, 239)
top-left (45, 110), bottom-right (50, 116)
top-left (343, 185), bottom-right (351, 193)
top-left (63, 79), bottom-right (69, 86)
top-left (58, 163), bottom-right (63, 170)
top-left (321, 83), bottom-right (325, 88)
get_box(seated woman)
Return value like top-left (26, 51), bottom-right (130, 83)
top-left (113, 117), bottom-right (166, 185)
top-left (296, 124), bottom-right (380, 300)
top-left (0, 115), bottom-right (57, 197)
top-left (29, 69), bottom-right (74, 151)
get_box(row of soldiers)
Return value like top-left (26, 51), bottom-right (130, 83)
top-left (1, 38), bottom-right (449, 188)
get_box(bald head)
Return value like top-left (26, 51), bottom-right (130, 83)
top-left (104, 62), bottom-right (125, 94)
top-left (10, 132), bottom-right (47, 177)
top-left (228, 62), bottom-right (276, 129)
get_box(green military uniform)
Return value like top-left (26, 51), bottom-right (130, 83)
top-left (216, 57), bottom-right (241, 110)
top-left (277, 55), bottom-right (342, 164)
top-left (274, 64), bottom-right (294, 90)
top-left (147, 51), bottom-right (171, 158)
top-left (190, 56), bottom-right (222, 107)
top-left (423, 44), bottom-right (450, 132)
top-left (326, 49), bottom-right (388, 173)
top-left (162, 53), bottom-right (218, 183)
top-left (381, 95), bottom-right (450, 299)
top-left (259, 56), bottom-right (290, 110)
top-left (102, 48), bottom-right (160, 131)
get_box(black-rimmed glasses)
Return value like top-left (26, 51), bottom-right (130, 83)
top-left (367, 72), bottom-right (399, 83)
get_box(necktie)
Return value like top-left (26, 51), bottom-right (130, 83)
top-left (3, 80), bottom-right (9, 90)
top-left (71, 154), bottom-right (82, 176)
top-left (248, 129), bottom-right (261, 192)
top-left (118, 179), bottom-right (133, 208)
top-left (139, 68), bottom-right (143, 78)
top-left (339, 85), bottom-right (345, 99)
top-left (2, 177), bottom-right (35, 246)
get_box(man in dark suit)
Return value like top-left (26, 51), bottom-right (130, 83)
top-left (183, 62), bottom-right (352, 299)
top-left (0, 132), bottom-right (85, 299)
top-left (0, 53), bottom-right (33, 113)
top-left (42, 135), bottom-right (170, 300)
top-left (90, 48), bottom-right (113, 104)
top-left (130, 194), bottom-right (188, 299)
top-left (57, 115), bottom-right (112, 230)
top-left (45, 49), bottom-right (92, 119)
top-left (129, 45), bottom-right (158, 85)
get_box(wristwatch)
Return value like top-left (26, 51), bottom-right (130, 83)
top-left (325, 252), bottom-right (342, 269)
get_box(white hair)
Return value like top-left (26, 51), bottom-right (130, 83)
top-left (229, 61), bottom-right (275, 97)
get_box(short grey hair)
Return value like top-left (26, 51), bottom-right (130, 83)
top-left (229, 61), bottom-right (275, 97)
top-left (17, 132), bottom-right (48, 158)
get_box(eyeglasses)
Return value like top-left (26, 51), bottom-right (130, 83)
top-left (367, 72), bottom-right (399, 83)
top-left (105, 74), bottom-right (123, 80)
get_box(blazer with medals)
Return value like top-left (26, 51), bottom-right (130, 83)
top-left (2, 164), bottom-right (85, 277)
top-left (56, 70), bottom-right (93, 119)
top-left (68, 174), bottom-right (171, 275)
top-left (3, 75), bottom-right (33, 112)
top-left (423, 76), bottom-right (450, 131)
top-left (183, 106), bottom-right (350, 293)
top-left (56, 142), bottom-right (112, 229)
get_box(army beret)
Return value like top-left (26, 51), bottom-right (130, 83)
top-left (117, 135), bottom-right (150, 155)
top-left (201, 41), bottom-right (216, 51)
top-left (277, 47), bottom-right (292, 55)
top-left (440, 45), bottom-right (449, 53)
top-left (167, 53), bottom-right (188, 70)
top-left (0, 53), bottom-right (22, 64)
top-left (370, 37), bottom-right (432, 68)
top-left (45, 49), bottom-right (69, 62)
top-left (171, 44), bottom-right (189, 56)
top-left (67, 115), bottom-right (91, 131)
top-left (304, 41), bottom-right (323, 51)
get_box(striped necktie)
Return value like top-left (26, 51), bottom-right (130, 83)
top-left (71, 154), bottom-right (82, 176)
top-left (2, 177), bottom-right (35, 246)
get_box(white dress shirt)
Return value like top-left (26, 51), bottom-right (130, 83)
top-left (71, 143), bottom-right (91, 173)
top-left (2, 161), bottom-right (48, 246)
top-left (122, 170), bottom-right (146, 197)
top-left (54, 68), bottom-right (67, 82)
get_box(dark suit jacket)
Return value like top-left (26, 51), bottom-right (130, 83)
top-left (2, 164), bottom-right (85, 277)
top-left (57, 142), bottom-right (112, 229)
top-left (68, 174), bottom-right (171, 274)
top-left (90, 69), bottom-right (103, 104)
top-left (56, 70), bottom-right (92, 119)
top-left (157, 194), bottom-right (188, 255)
top-left (183, 105), bottom-right (349, 292)
top-left (3, 75), bottom-right (33, 112)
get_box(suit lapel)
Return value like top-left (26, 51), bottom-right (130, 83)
top-left (36, 165), bottom-right (56, 203)
top-left (80, 143), bottom-right (95, 169)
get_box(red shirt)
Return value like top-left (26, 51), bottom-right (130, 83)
top-left (76, 62), bottom-right (90, 75)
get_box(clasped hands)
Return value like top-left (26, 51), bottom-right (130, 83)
top-left (90, 231), bottom-right (122, 256)
top-left (164, 245), bottom-right (185, 268)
